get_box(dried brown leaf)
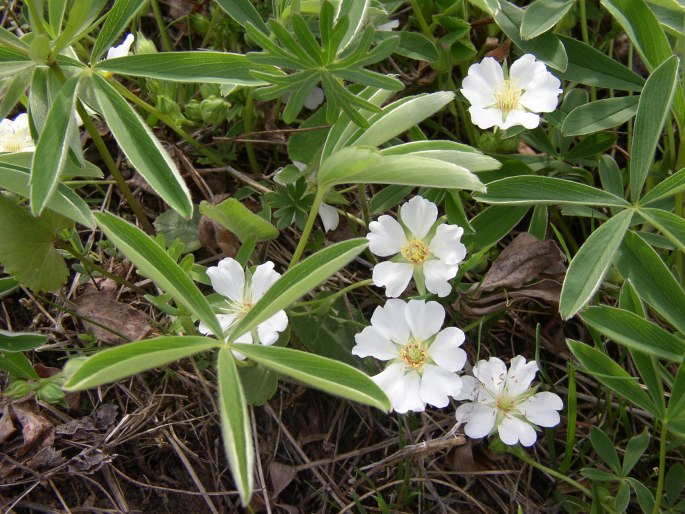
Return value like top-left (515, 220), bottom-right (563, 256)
top-left (12, 401), bottom-right (54, 458)
top-left (0, 404), bottom-right (17, 444)
top-left (269, 462), bottom-right (297, 499)
top-left (75, 290), bottom-right (153, 344)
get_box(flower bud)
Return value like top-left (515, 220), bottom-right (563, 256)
top-left (134, 34), bottom-right (157, 55)
top-left (201, 96), bottom-right (231, 125)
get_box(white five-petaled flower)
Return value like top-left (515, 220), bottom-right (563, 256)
top-left (352, 299), bottom-right (467, 413)
top-left (461, 54), bottom-right (562, 130)
top-left (198, 258), bottom-right (288, 354)
top-left (367, 196), bottom-right (466, 298)
top-left (106, 33), bottom-right (135, 60)
top-left (0, 113), bottom-right (35, 153)
top-left (455, 356), bottom-right (563, 447)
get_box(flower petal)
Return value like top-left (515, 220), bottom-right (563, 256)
top-left (198, 313), bottom-right (236, 338)
top-left (420, 364), bottom-right (462, 408)
top-left (400, 196), bottom-right (438, 240)
top-left (369, 299), bottom-right (411, 344)
top-left (251, 261), bottom-right (281, 301)
top-left (501, 109), bottom-right (540, 130)
top-left (428, 327), bottom-right (467, 372)
top-left (304, 87), bottom-right (325, 110)
top-left (466, 57), bottom-right (504, 92)
top-left (256, 310), bottom-right (288, 345)
top-left (509, 54), bottom-right (547, 89)
top-left (393, 371), bottom-right (425, 413)
top-left (461, 72), bottom-right (497, 108)
top-left (352, 325), bottom-right (399, 360)
top-left (498, 415), bottom-right (537, 447)
top-left (520, 392), bottom-right (563, 427)
top-left (505, 356), bottom-right (539, 397)
top-left (473, 357), bottom-right (507, 395)
top-left (106, 33), bottom-right (135, 59)
top-left (460, 403), bottom-right (497, 439)
top-left (429, 224), bottom-right (466, 265)
top-left (207, 258), bottom-right (245, 302)
top-left (519, 73), bottom-right (562, 113)
top-left (422, 260), bottom-right (458, 297)
top-left (319, 202), bottom-right (340, 232)
top-left (454, 375), bottom-right (479, 401)
top-left (367, 215), bottom-right (406, 256)
top-left (372, 261), bottom-right (413, 298)
top-left (406, 300), bottom-right (445, 340)
top-left (468, 106), bottom-right (506, 130)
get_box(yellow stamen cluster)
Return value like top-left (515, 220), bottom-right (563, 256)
top-left (3, 138), bottom-right (22, 153)
top-left (496, 395), bottom-right (516, 413)
top-left (401, 239), bottom-right (429, 264)
top-left (494, 80), bottom-right (523, 114)
top-left (400, 341), bottom-right (428, 370)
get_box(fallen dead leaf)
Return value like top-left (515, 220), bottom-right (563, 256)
top-left (0, 404), bottom-right (16, 444)
top-left (56, 404), bottom-right (118, 440)
top-left (13, 401), bottom-right (55, 459)
top-left (269, 461), bottom-right (297, 499)
top-left (198, 215), bottom-right (240, 257)
top-left (67, 447), bottom-right (115, 474)
top-left (75, 287), bottom-right (153, 344)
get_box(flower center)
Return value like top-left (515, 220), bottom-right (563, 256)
top-left (496, 394), bottom-right (516, 413)
top-left (3, 137), bottom-right (23, 153)
top-left (494, 79), bottom-right (523, 114)
top-left (400, 340), bottom-right (427, 370)
top-left (236, 301), bottom-right (253, 319)
top-left (401, 239), bottom-right (429, 264)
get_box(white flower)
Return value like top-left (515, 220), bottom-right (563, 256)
top-left (0, 113), bottom-right (35, 153)
top-left (377, 19), bottom-right (399, 31)
top-left (106, 33), bottom-right (135, 60)
top-left (304, 87), bottom-right (325, 110)
top-left (367, 196), bottom-right (466, 298)
top-left (198, 258), bottom-right (288, 354)
top-left (352, 299), bottom-right (467, 413)
top-left (461, 54), bottom-right (562, 130)
top-left (455, 356), bottom-right (563, 447)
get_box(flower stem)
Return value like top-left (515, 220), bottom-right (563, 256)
top-left (653, 421), bottom-right (668, 514)
top-left (358, 185), bottom-right (370, 227)
top-left (150, 0), bottom-right (173, 52)
top-left (410, 0), bottom-right (433, 40)
top-left (508, 445), bottom-right (592, 497)
top-left (243, 90), bottom-right (261, 174)
top-left (289, 188), bottom-right (325, 269)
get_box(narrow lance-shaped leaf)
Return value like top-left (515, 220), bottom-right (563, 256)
top-left (0, 330), bottom-right (48, 352)
top-left (630, 56), bottom-right (679, 201)
top-left (614, 230), bottom-right (685, 334)
top-left (91, 73), bottom-right (193, 217)
top-left (639, 207), bottom-right (685, 254)
top-left (234, 344), bottom-right (391, 411)
top-left (560, 208), bottom-right (633, 319)
top-left (94, 212), bottom-right (223, 337)
top-left (562, 96), bottom-right (639, 136)
top-left (581, 306), bottom-right (685, 361)
top-left (214, 0), bottom-right (269, 35)
top-left (63, 336), bottom-right (220, 390)
top-left (30, 74), bottom-right (80, 216)
top-left (91, 0), bottom-right (147, 62)
top-left (228, 239), bottom-right (368, 343)
top-left (217, 347), bottom-right (254, 506)
top-left (567, 339), bottom-right (660, 418)
top-left (51, 0), bottom-right (107, 56)
top-left (520, 0), bottom-right (576, 40)
top-left (475, 176), bottom-right (630, 207)
top-left (641, 167), bottom-right (685, 205)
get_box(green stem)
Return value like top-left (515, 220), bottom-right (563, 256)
top-left (358, 185), bottom-right (370, 227)
top-left (509, 446), bottom-right (592, 497)
top-left (26, 0), bottom-right (45, 34)
top-left (243, 90), bottom-right (261, 174)
top-left (289, 188), bottom-right (325, 269)
top-left (410, 0), bottom-right (433, 40)
top-left (578, 0), bottom-right (596, 102)
top-left (653, 422), bottom-right (668, 514)
top-left (150, 0), bottom-right (173, 52)
top-left (76, 100), bottom-right (155, 234)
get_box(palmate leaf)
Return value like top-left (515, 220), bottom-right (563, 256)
top-left (0, 195), bottom-right (71, 292)
top-left (90, 0), bottom-right (148, 62)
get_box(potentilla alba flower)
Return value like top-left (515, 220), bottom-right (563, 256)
top-left (106, 33), bottom-right (135, 59)
top-left (0, 113), bottom-right (35, 153)
top-left (352, 299), bottom-right (467, 413)
top-left (198, 258), bottom-right (288, 352)
top-left (367, 196), bottom-right (466, 298)
top-left (461, 54), bottom-right (562, 130)
top-left (455, 356), bottom-right (563, 447)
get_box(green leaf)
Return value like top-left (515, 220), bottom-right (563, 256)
top-left (238, 363), bottom-right (279, 406)
top-left (0, 26), bottom-right (30, 54)
top-left (581, 306), bottom-right (685, 361)
top-left (0, 330), bottom-right (48, 352)
top-left (559, 208), bottom-right (633, 319)
top-left (639, 207), bottom-right (685, 254)
top-left (233, 344), bottom-right (390, 411)
top-left (380, 31), bottom-right (439, 62)
top-left (352, 92), bottom-right (455, 148)
top-left (623, 430), bottom-right (650, 475)
top-left (641, 167), bottom-right (685, 205)
top-left (614, 230), bottom-right (685, 334)
top-left (630, 56), bottom-right (679, 201)
top-left (228, 239), bottom-right (368, 343)
top-left (601, 0), bottom-right (685, 125)
top-left (463, 205), bottom-right (529, 249)
top-left (215, 0), bottom-right (269, 35)
top-left (217, 347), bottom-right (254, 506)
top-left (91, 73), bottom-right (192, 218)
top-left (335, 0), bottom-right (370, 52)
top-left (91, 0), bottom-right (147, 62)
top-left (567, 339), bottom-right (660, 417)
top-left (520, 0), bottom-right (576, 40)
top-left (94, 212), bottom-right (223, 337)
top-left (96, 51), bottom-right (274, 86)
top-left (380, 141), bottom-right (501, 172)
top-left (51, 0), bottom-right (107, 56)
top-left (475, 176), bottom-right (630, 207)
top-left (30, 74), bottom-right (80, 216)
top-left (490, 0), bottom-right (568, 71)
top-left (668, 361), bottom-right (685, 433)
top-left (562, 96), bottom-right (639, 136)
top-left (318, 147), bottom-right (484, 192)
top-left (0, 196), bottom-right (70, 291)
top-left (590, 427), bottom-right (622, 475)
top-left (48, 0), bottom-right (69, 34)
top-left (0, 352), bottom-right (38, 380)
top-left (154, 208), bottom-right (202, 253)
top-left (0, 69), bottom-right (32, 119)
top-left (0, 277), bottom-right (19, 298)
top-left (200, 198), bottom-right (278, 243)
top-left (63, 336), bottom-right (219, 390)
top-left (557, 36), bottom-right (645, 91)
